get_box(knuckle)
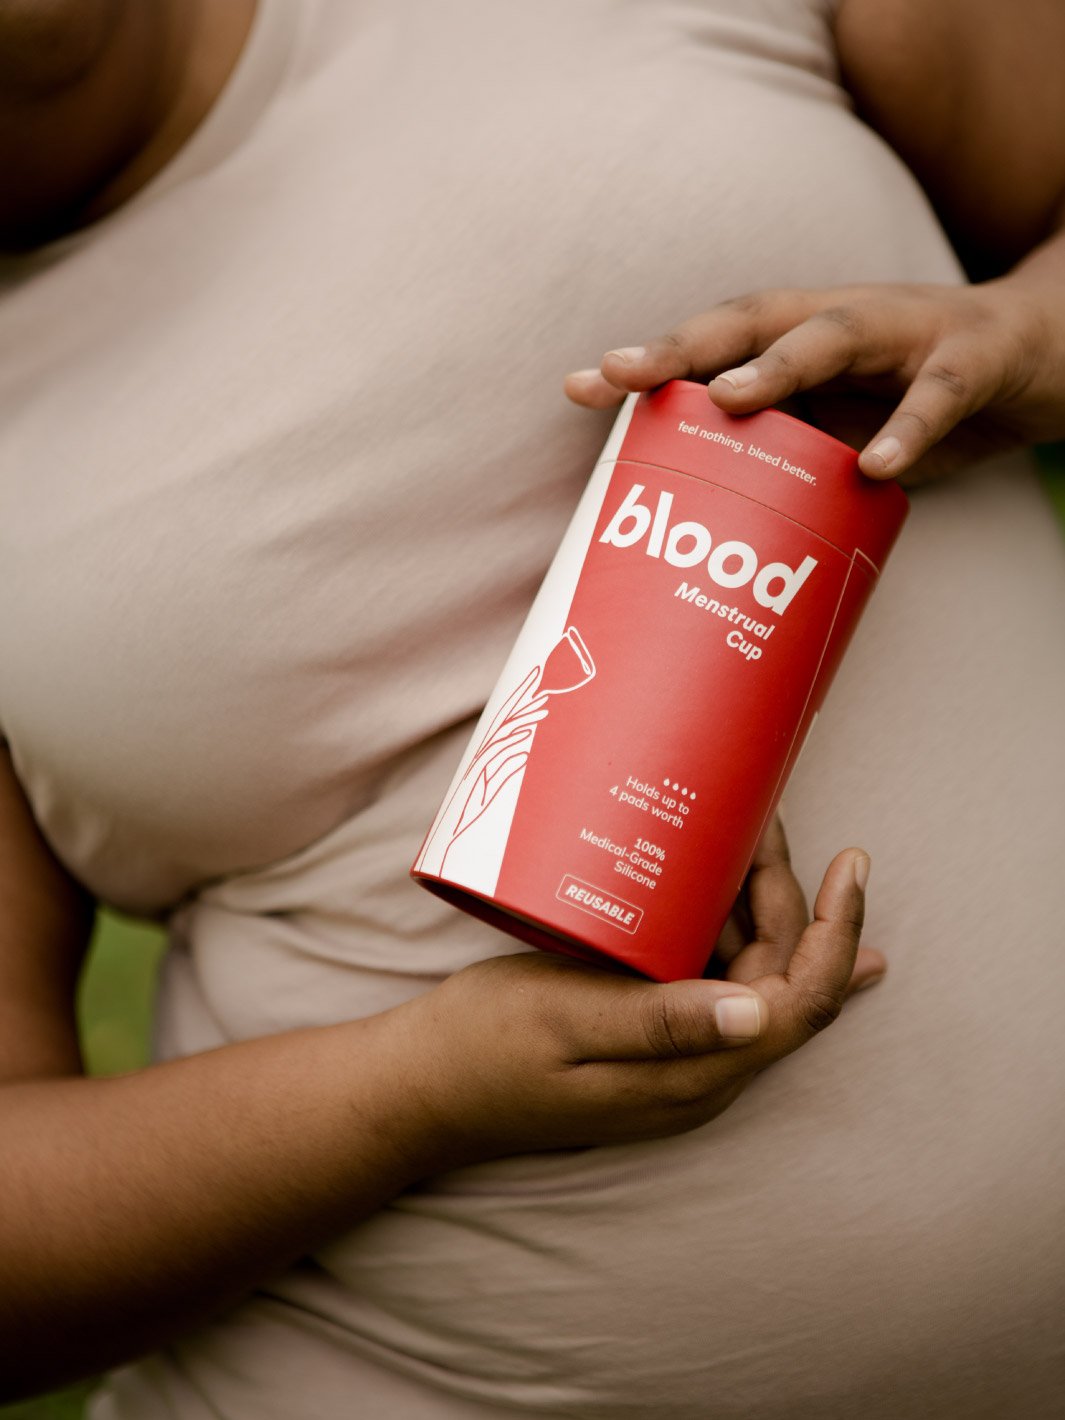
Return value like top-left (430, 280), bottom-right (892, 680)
top-left (813, 304), bottom-right (865, 339)
top-left (541, 1012), bottom-right (579, 1066)
top-left (658, 329), bottom-right (690, 356)
top-left (959, 294), bottom-right (997, 330)
top-left (991, 314), bottom-right (1043, 400)
top-left (527, 987), bottom-right (581, 1058)
top-left (658, 1071), bottom-right (747, 1123)
top-left (1005, 326), bottom-right (1039, 382)
top-left (1003, 342), bottom-right (1041, 402)
top-left (722, 291), bottom-right (766, 317)
top-left (919, 362), bottom-right (971, 400)
top-left (841, 901), bottom-right (866, 936)
top-left (660, 1068), bottom-right (711, 1111)
top-left (761, 344), bottom-right (798, 374)
top-left (643, 994), bottom-right (697, 1059)
top-left (797, 986), bottom-right (844, 1036)
top-left (895, 406), bottom-right (937, 440)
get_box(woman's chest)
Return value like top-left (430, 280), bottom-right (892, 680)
top-left (0, 0), bottom-right (949, 904)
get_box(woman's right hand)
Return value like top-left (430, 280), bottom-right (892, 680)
top-left (391, 828), bottom-right (881, 1172)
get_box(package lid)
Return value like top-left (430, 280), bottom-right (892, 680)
top-left (615, 381), bottom-right (908, 573)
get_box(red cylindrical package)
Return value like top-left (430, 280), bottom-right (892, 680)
top-left (412, 380), bottom-right (908, 981)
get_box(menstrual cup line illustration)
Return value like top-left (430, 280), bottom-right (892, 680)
top-left (420, 627), bottom-right (596, 877)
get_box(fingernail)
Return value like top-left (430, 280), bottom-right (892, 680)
top-left (715, 995), bottom-right (764, 1041)
top-left (712, 363), bottom-right (759, 390)
top-left (566, 368), bottom-right (603, 383)
top-left (866, 435), bottom-right (901, 471)
top-left (852, 970), bottom-right (885, 993)
top-left (604, 346), bottom-right (646, 365)
top-left (853, 853), bottom-right (871, 892)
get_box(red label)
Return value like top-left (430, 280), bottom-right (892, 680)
top-left (488, 461), bottom-right (872, 979)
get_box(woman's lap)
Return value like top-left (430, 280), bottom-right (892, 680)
top-left (94, 454), bottom-right (1065, 1419)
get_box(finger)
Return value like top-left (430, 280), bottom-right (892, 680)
top-left (726, 815), bottom-right (810, 983)
top-left (566, 290), bottom-right (823, 403)
top-left (710, 911), bottom-right (748, 968)
top-left (569, 292), bottom-right (902, 419)
top-left (711, 872), bottom-right (755, 967)
top-left (757, 848), bottom-right (869, 1057)
top-left (559, 972), bottom-right (769, 1064)
top-left (706, 301), bottom-right (911, 414)
top-left (605, 293), bottom-right (814, 389)
top-left (566, 1057), bottom-right (751, 1138)
top-left (845, 945), bottom-right (887, 997)
top-left (563, 368), bottom-right (628, 409)
top-left (857, 340), bottom-right (997, 479)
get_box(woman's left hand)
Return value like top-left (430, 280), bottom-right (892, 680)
top-left (706, 814), bottom-right (885, 995)
top-left (564, 281), bottom-right (1065, 484)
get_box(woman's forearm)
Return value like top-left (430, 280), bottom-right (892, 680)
top-left (0, 1010), bottom-right (437, 1401)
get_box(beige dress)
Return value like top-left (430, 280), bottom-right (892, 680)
top-left (0, 1), bottom-right (1062, 1415)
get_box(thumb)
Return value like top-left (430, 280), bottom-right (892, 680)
top-left (568, 976), bottom-right (769, 1062)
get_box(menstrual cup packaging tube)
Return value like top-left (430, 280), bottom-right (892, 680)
top-left (412, 380), bottom-right (908, 982)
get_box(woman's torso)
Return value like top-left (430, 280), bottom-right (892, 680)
top-left (5, 3), bottom-right (1063, 1417)
top-left (0, 0), bottom-right (952, 920)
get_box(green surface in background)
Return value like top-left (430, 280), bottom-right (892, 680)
top-left (76, 911), bottom-right (168, 1079)
top-left (6, 449), bottom-right (1065, 1419)
top-left (0, 1389), bottom-right (98, 1420)
top-left (1036, 443), bottom-right (1065, 524)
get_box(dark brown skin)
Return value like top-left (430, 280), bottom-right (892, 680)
top-left (0, 0), bottom-right (256, 246)
top-left (3, 0), bottom-right (1058, 1397)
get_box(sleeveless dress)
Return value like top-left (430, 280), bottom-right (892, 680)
top-left (0, 2), bottom-right (1062, 1416)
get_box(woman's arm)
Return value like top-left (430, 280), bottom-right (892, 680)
top-left (0, 746), bottom-right (875, 1401)
top-left (836, 0), bottom-right (1065, 277)
top-left (565, 0), bottom-right (1065, 482)
top-left (0, 750), bottom-right (447, 1399)
top-left (0, 745), bottom-right (92, 1080)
